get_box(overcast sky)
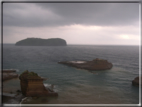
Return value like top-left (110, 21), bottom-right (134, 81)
top-left (3, 2), bottom-right (140, 45)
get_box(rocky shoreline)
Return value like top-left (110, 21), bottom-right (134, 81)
top-left (2, 69), bottom-right (23, 104)
top-left (2, 91), bottom-right (25, 104)
top-left (2, 70), bottom-right (58, 104)
top-left (2, 69), bottom-right (18, 81)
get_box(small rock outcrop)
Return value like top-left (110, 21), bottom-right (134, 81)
top-left (15, 38), bottom-right (67, 46)
top-left (19, 70), bottom-right (58, 97)
top-left (132, 76), bottom-right (142, 87)
top-left (58, 58), bottom-right (113, 71)
top-left (2, 69), bottom-right (18, 81)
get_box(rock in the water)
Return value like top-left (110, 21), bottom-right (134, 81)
top-left (58, 58), bottom-right (113, 71)
top-left (19, 70), bottom-right (58, 97)
top-left (2, 70), bottom-right (18, 81)
top-left (132, 76), bottom-right (142, 86)
top-left (15, 38), bottom-right (67, 46)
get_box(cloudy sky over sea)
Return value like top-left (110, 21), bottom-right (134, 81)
top-left (3, 1), bottom-right (140, 45)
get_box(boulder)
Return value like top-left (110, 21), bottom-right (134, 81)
top-left (132, 76), bottom-right (142, 86)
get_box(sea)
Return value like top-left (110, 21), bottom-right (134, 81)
top-left (2, 44), bottom-right (140, 104)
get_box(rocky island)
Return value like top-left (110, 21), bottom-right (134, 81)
top-left (19, 70), bottom-right (58, 97)
top-left (15, 38), bottom-right (67, 46)
top-left (58, 58), bottom-right (113, 71)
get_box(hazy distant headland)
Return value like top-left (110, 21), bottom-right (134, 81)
top-left (15, 38), bottom-right (67, 46)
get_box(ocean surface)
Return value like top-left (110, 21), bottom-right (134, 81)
top-left (2, 44), bottom-right (140, 104)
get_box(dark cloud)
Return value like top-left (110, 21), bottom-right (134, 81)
top-left (3, 3), bottom-right (139, 27)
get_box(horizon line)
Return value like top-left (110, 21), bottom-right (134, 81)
top-left (2, 43), bottom-right (139, 46)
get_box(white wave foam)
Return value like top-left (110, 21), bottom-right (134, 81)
top-left (70, 61), bottom-right (86, 64)
top-left (20, 97), bottom-right (28, 104)
top-left (44, 83), bottom-right (60, 92)
top-left (43, 83), bottom-right (51, 87)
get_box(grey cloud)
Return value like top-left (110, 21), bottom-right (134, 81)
top-left (3, 3), bottom-right (139, 27)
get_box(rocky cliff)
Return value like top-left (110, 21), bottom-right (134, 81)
top-left (15, 38), bottom-right (67, 46)
top-left (19, 70), bottom-right (58, 97)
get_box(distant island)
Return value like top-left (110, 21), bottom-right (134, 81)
top-left (15, 38), bottom-right (67, 46)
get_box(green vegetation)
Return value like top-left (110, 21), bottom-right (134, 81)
top-left (22, 70), bottom-right (29, 74)
top-left (19, 70), bottom-right (40, 80)
top-left (15, 38), bottom-right (67, 46)
top-left (28, 71), bottom-right (38, 76)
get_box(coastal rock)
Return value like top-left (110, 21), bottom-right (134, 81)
top-left (2, 70), bottom-right (18, 81)
top-left (15, 38), bottom-right (67, 46)
top-left (19, 70), bottom-right (58, 97)
top-left (2, 92), bottom-right (24, 104)
top-left (58, 58), bottom-right (113, 71)
top-left (132, 76), bottom-right (142, 86)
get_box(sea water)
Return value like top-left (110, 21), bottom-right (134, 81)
top-left (2, 44), bottom-right (140, 104)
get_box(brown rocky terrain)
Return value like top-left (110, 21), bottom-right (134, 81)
top-left (19, 70), bottom-right (58, 97)
top-left (58, 58), bottom-right (113, 71)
